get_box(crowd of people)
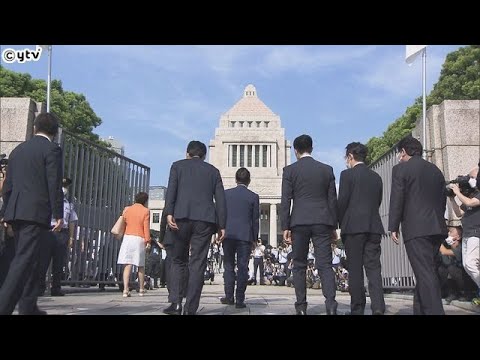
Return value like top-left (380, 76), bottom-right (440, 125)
top-left (0, 112), bottom-right (479, 316)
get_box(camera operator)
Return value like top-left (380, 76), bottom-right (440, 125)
top-left (437, 226), bottom-right (477, 303)
top-left (448, 165), bottom-right (480, 304)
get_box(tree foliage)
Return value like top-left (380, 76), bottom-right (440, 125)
top-left (366, 45), bottom-right (480, 164)
top-left (0, 66), bottom-right (105, 144)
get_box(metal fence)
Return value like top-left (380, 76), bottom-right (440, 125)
top-left (369, 145), bottom-right (415, 290)
top-left (58, 129), bottom-right (150, 286)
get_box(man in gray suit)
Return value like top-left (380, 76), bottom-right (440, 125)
top-left (163, 141), bottom-right (226, 315)
top-left (220, 168), bottom-right (259, 308)
top-left (281, 134), bottom-right (338, 315)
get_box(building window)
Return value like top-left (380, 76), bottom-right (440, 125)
top-left (263, 145), bottom-right (268, 167)
top-left (232, 145), bottom-right (237, 167)
top-left (153, 213), bottom-right (160, 223)
top-left (265, 122), bottom-right (269, 128)
top-left (255, 145), bottom-right (260, 167)
top-left (239, 145), bottom-right (245, 167)
top-left (149, 186), bottom-right (167, 201)
top-left (230, 121), bottom-right (235, 128)
top-left (247, 145), bottom-right (252, 167)
top-left (248, 121), bottom-right (252, 128)
top-left (256, 121), bottom-right (261, 128)
top-left (239, 121), bottom-right (244, 128)
top-left (261, 209), bottom-right (268, 220)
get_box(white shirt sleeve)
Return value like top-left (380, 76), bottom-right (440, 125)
top-left (69, 203), bottom-right (78, 223)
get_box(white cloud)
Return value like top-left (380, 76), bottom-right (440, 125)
top-left (314, 147), bottom-right (346, 178)
top-left (194, 45), bottom-right (253, 74)
top-left (260, 45), bottom-right (378, 75)
top-left (356, 45), bottom-right (460, 98)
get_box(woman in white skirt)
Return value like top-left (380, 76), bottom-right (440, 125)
top-left (117, 192), bottom-right (151, 297)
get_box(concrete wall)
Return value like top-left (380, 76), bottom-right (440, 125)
top-left (149, 199), bottom-right (165, 232)
top-left (0, 97), bottom-right (45, 156)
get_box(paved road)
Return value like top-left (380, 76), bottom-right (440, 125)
top-left (25, 280), bottom-right (480, 315)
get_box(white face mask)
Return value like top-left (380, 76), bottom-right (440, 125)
top-left (345, 155), bottom-right (352, 169)
top-left (468, 178), bottom-right (477, 189)
top-left (445, 236), bottom-right (455, 246)
top-left (397, 152), bottom-right (404, 163)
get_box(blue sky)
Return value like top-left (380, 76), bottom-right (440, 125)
top-left (1, 45), bottom-right (463, 186)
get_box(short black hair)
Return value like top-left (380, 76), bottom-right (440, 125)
top-left (187, 141), bottom-right (207, 158)
top-left (293, 134), bottom-right (313, 154)
top-left (345, 142), bottom-right (367, 162)
top-left (34, 112), bottom-right (60, 137)
top-left (134, 192), bottom-right (149, 205)
top-left (396, 135), bottom-right (423, 157)
top-left (235, 167), bottom-right (251, 185)
top-left (477, 159), bottom-right (480, 186)
top-left (62, 178), bottom-right (72, 187)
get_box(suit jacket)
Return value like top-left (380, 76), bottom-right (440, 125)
top-left (338, 163), bottom-right (384, 235)
top-left (164, 158), bottom-right (227, 229)
top-left (225, 185), bottom-right (259, 242)
top-left (388, 155), bottom-right (447, 241)
top-left (0, 135), bottom-right (63, 227)
top-left (281, 156), bottom-right (337, 230)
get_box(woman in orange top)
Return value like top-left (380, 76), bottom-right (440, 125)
top-left (117, 192), bottom-right (151, 297)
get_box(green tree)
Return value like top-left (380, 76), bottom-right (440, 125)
top-left (428, 45), bottom-right (480, 104)
top-left (0, 66), bottom-right (105, 144)
top-left (366, 45), bottom-right (480, 164)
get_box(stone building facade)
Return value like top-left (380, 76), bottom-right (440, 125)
top-left (209, 85), bottom-right (291, 247)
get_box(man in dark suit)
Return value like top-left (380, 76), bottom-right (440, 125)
top-left (389, 135), bottom-right (447, 315)
top-left (220, 167), bottom-right (259, 309)
top-left (281, 134), bottom-right (338, 315)
top-left (338, 142), bottom-right (385, 315)
top-left (0, 113), bottom-right (64, 315)
top-left (163, 140), bottom-right (226, 315)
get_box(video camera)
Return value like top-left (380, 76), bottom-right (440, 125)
top-left (446, 175), bottom-right (476, 197)
top-left (0, 154), bottom-right (8, 171)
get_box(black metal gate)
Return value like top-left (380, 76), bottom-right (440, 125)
top-left (59, 129), bottom-right (150, 286)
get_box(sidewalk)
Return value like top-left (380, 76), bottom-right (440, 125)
top-left (27, 278), bottom-right (480, 315)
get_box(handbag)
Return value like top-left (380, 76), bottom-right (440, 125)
top-left (111, 213), bottom-right (126, 239)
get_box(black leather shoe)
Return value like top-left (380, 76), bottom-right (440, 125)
top-left (235, 302), bottom-right (247, 309)
top-left (183, 310), bottom-right (196, 315)
top-left (326, 303), bottom-right (338, 315)
top-left (372, 310), bottom-right (384, 315)
top-left (50, 290), bottom-right (65, 297)
top-left (220, 297), bottom-right (235, 305)
top-left (163, 303), bottom-right (182, 315)
top-left (296, 309), bottom-right (307, 315)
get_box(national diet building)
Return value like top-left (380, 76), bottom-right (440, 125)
top-left (209, 84), bottom-right (291, 247)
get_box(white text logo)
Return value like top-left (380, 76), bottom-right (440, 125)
top-left (2, 46), bottom-right (44, 64)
